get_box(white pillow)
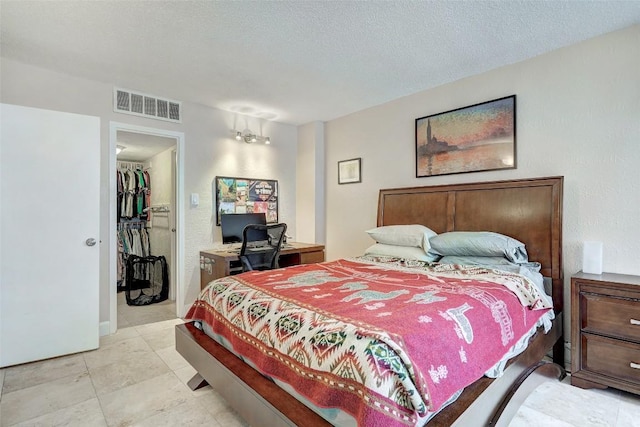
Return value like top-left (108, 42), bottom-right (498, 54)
top-left (366, 224), bottom-right (437, 251)
top-left (364, 243), bottom-right (440, 262)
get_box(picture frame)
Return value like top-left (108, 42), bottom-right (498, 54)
top-left (215, 176), bottom-right (278, 225)
top-left (338, 158), bottom-right (362, 184)
top-left (415, 95), bottom-right (516, 178)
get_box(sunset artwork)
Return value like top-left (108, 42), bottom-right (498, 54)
top-left (415, 95), bottom-right (516, 177)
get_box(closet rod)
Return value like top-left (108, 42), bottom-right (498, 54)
top-left (117, 161), bottom-right (145, 171)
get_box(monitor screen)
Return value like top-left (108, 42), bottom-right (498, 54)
top-left (220, 213), bottom-right (267, 244)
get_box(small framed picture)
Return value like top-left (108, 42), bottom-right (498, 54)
top-left (338, 158), bottom-right (362, 184)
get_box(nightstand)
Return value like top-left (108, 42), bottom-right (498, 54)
top-left (571, 271), bottom-right (640, 395)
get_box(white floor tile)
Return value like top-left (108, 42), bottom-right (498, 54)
top-left (509, 405), bottom-right (574, 427)
top-left (520, 380), bottom-right (620, 427)
top-left (130, 399), bottom-right (220, 427)
top-left (616, 392), bottom-right (640, 427)
top-left (135, 318), bottom-right (183, 337)
top-left (89, 350), bottom-right (170, 396)
top-left (0, 372), bottom-right (96, 426)
top-left (213, 409), bottom-right (249, 427)
top-left (99, 326), bottom-right (140, 347)
top-left (2, 354), bottom-right (87, 394)
top-left (83, 336), bottom-right (153, 371)
top-left (98, 372), bottom-right (192, 426)
top-left (140, 327), bottom-right (176, 351)
top-left (156, 346), bottom-right (190, 371)
top-left (9, 397), bottom-right (107, 427)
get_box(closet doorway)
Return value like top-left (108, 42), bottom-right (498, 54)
top-left (109, 122), bottom-right (184, 333)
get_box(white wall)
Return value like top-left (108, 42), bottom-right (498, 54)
top-left (324, 25), bottom-right (640, 340)
top-left (2, 24), bottom-right (638, 345)
top-left (296, 121), bottom-right (326, 244)
top-left (0, 58), bottom-right (298, 323)
top-left (147, 146), bottom-right (174, 268)
top-left (183, 101), bottom-right (298, 308)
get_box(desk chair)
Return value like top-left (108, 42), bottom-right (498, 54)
top-left (239, 223), bottom-right (287, 272)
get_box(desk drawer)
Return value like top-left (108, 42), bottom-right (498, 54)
top-left (300, 251), bottom-right (325, 264)
top-left (582, 292), bottom-right (640, 341)
top-left (582, 333), bottom-right (640, 384)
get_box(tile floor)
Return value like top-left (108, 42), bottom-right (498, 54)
top-left (117, 290), bottom-right (177, 328)
top-left (509, 376), bottom-right (640, 427)
top-left (0, 317), bottom-right (248, 427)
top-left (1, 304), bottom-right (639, 426)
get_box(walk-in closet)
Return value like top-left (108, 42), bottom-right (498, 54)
top-left (116, 130), bottom-right (178, 327)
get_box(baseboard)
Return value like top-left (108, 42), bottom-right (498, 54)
top-left (99, 321), bottom-right (111, 337)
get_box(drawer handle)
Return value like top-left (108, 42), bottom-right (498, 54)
top-left (631, 319), bottom-right (640, 326)
top-left (631, 362), bottom-right (640, 370)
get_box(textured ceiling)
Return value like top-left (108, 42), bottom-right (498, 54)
top-left (1, 1), bottom-right (639, 126)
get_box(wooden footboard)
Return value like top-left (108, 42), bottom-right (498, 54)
top-left (175, 322), bottom-right (331, 427)
top-left (176, 313), bottom-right (563, 427)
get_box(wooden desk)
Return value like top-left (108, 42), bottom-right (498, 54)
top-left (200, 242), bottom-right (325, 290)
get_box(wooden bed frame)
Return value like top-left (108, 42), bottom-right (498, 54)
top-left (176, 176), bottom-right (565, 426)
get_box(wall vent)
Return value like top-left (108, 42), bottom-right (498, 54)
top-left (114, 88), bottom-right (182, 123)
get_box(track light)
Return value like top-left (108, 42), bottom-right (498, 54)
top-left (231, 129), bottom-right (271, 144)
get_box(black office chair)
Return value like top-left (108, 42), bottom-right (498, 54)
top-left (239, 223), bottom-right (287, 272)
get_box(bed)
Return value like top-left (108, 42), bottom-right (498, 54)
top-left (176, 176), bottom-right (565, 426)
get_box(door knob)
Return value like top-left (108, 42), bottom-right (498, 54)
top-left (85, 238), bottom-right (97, 246)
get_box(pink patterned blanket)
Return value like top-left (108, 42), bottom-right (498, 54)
top-left (186, 258), bottom-right (551, 426)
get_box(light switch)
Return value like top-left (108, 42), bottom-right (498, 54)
top-left (191, 193), bottom-right (199, 206)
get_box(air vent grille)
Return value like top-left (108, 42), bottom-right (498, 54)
top-left (114, 88), bottom-right (181, 123)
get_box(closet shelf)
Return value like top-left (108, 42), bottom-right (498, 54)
top-left (146, 205), bottom-right (170, 213)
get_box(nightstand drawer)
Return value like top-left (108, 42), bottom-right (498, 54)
top-left (581, 292), bottom-right (640, 342)
top-left (582, 333), bottom-right (640, 384)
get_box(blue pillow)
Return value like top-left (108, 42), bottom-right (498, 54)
top-left (428, 232), bottom-right (528, 263)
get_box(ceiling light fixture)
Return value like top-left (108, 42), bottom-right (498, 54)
top-left (116, 145), bottom-right (126, 154)
top-left (231, 129), bottom-right (271, 145)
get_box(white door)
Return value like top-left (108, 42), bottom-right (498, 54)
top-left (170, 149), bottom-right (177, 300)
top-left (0, 104), bottom-right (100, 367)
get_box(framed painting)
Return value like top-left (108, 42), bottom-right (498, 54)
top-left (338, 158), bottom-right (362, 184)
top-left (215, 176), bottom-right (278, 224)
top-left (415, 95), bottom-right (516, 177)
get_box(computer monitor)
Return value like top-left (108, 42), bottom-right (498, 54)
top-left (220, 212), bottom-right (267, 244)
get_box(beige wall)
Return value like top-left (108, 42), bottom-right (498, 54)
top-left (0, 59), bottom-right (299, 324)
top-left (324, 25), bottom-right (640, 345)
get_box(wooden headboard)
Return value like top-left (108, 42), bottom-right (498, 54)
top-left (377, 176), bottom-right (563, 312)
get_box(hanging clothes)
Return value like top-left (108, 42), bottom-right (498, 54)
top-left (116, 161), bottom-right (152, 290)
top-left (116, 165), bottom-right (151, 220)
